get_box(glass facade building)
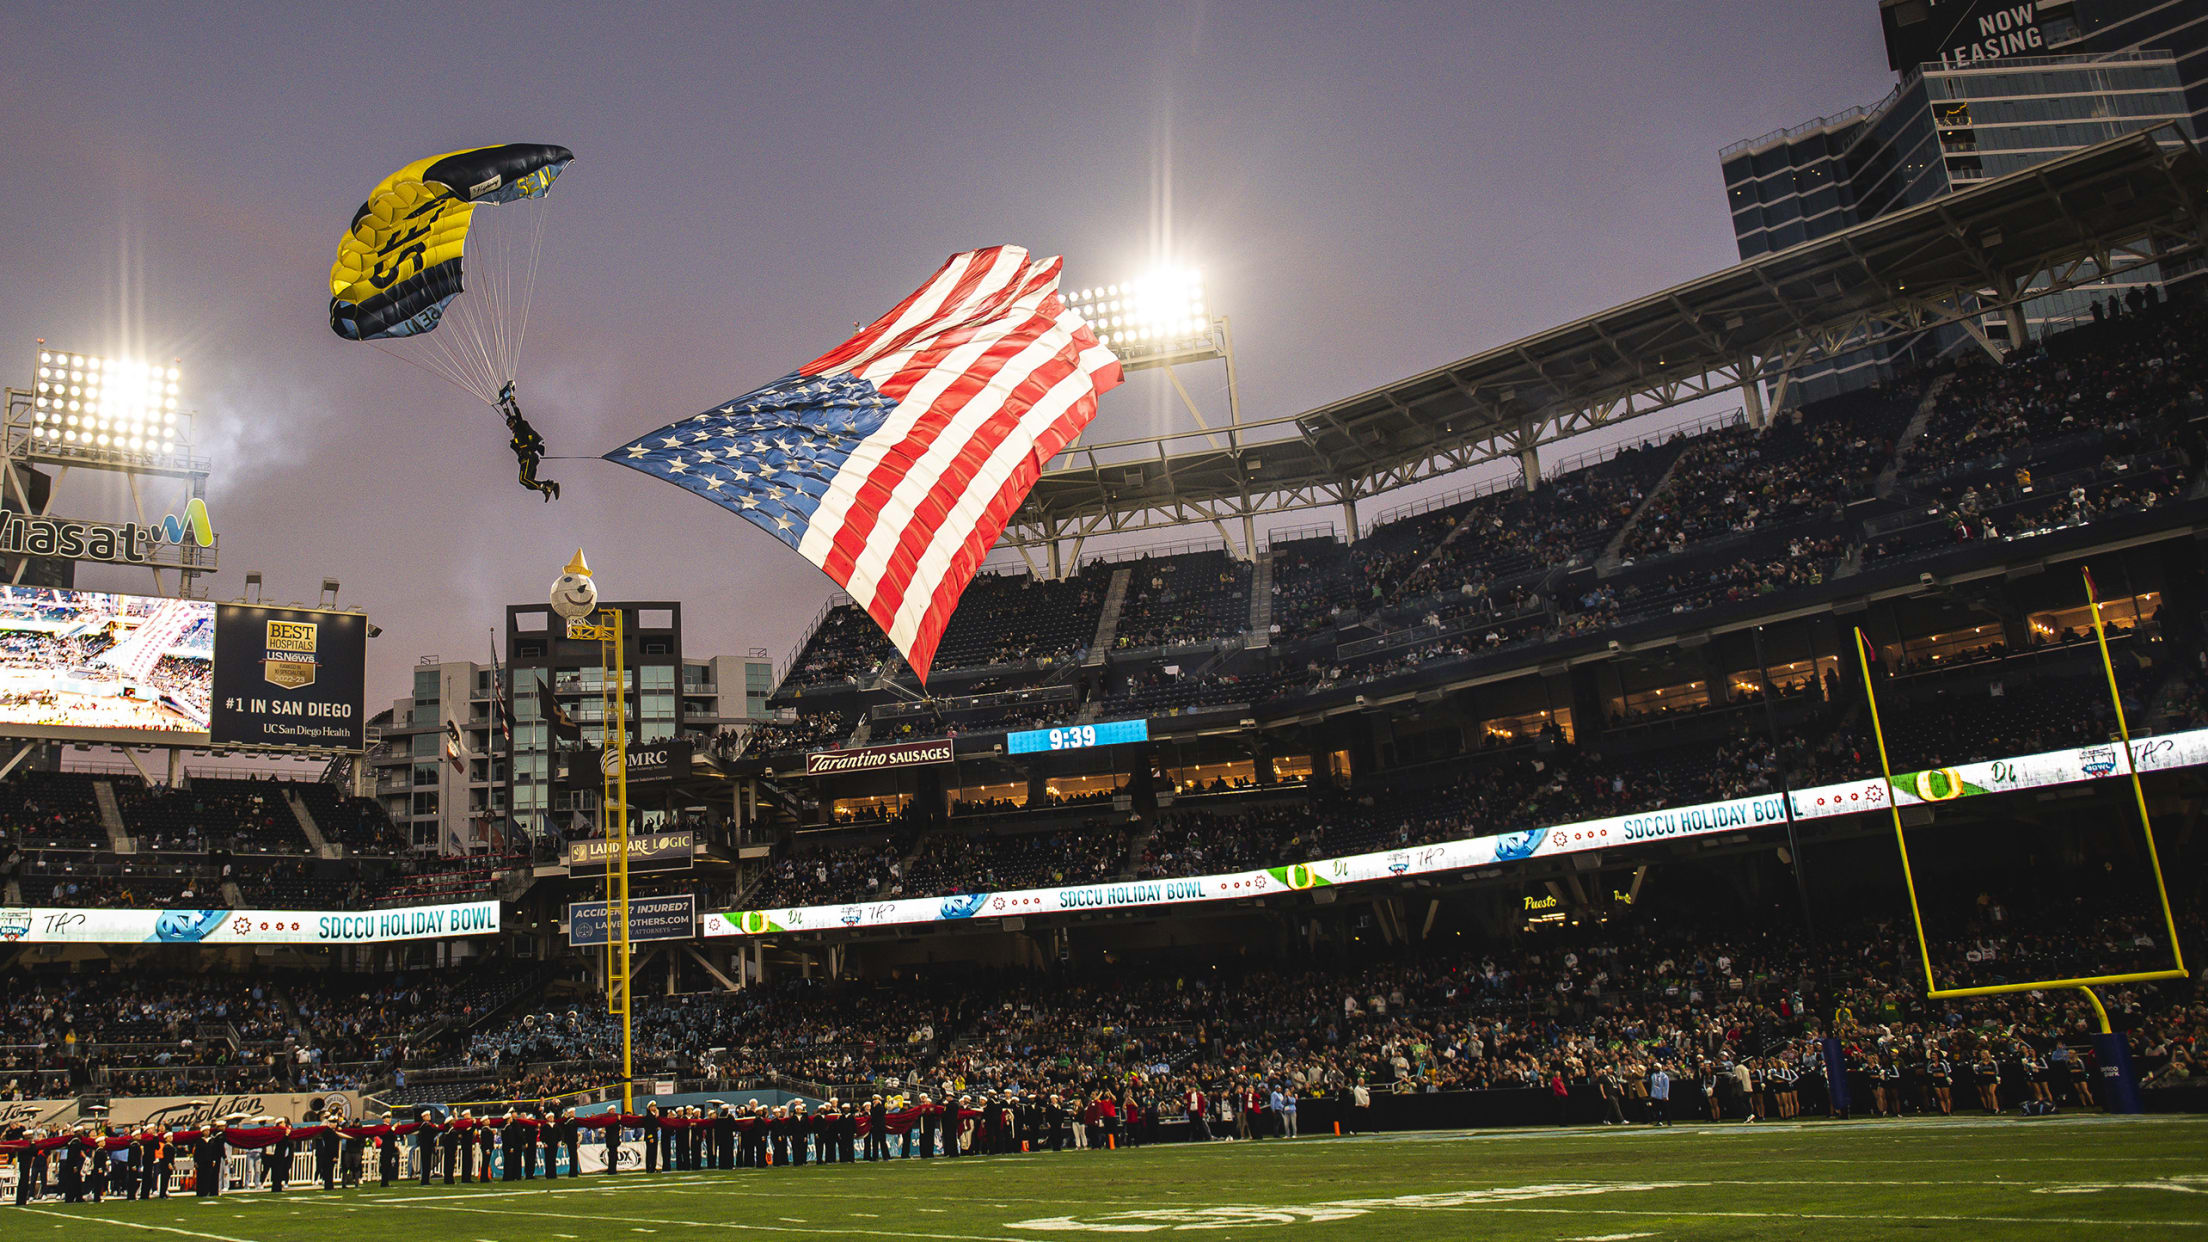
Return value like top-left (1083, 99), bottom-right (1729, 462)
top-left (1722, 21), bottom-right (2196, 402)
top-left (367, 607), bottom-right (772, 854)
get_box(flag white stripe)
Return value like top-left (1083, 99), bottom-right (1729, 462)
top-left (798, 258), bottom-right (1053, 564)
top-left (810, 248), bottom-right (1025, 380)
top-left (882, 344), bottom-right (1115, 652)
top-left (837, 305), bottom-right (1089, 609)
top-left (844, 249), bottom-right (1043, 387)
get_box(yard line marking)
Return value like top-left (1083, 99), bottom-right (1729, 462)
top-left (1569, 1234), bottom-right (1657, 1241)
top-left (15, 1206), bottom-right (263, 1242)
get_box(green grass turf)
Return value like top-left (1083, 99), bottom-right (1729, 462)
top-left (14, 1114), bottom-right (2208, 1241)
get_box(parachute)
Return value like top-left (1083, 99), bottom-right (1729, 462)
top-left (328, 143), bottom-right (573, 406)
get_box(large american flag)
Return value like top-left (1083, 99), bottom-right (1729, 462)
top-left (606, 246), bottom-right (1123, 683)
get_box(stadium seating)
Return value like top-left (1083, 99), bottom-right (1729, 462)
top-left (1113, 549), bottom-right (1252, 650)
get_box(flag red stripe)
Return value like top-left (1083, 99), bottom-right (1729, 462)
top-left (859, 340), bottom-right (1092, 649)
top-left (803, 248), bottom-right (1017, 377)
top-left (900, 386), bottom-right (1105, 680)
top-left (819, 300), bottom-right (1071, 585)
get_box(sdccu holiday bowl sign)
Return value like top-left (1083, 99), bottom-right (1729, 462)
top-left (0, 900), bottom-right (499, 945)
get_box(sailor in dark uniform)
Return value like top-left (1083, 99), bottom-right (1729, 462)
top-left (640, 1103), bottom-right (662, 1173)
top-left (415, 1110), bottom-right (441, 1184)
top-left (316, 1119), bottom-right (341, 1190)
top-left (377, 1117), bottom-right (401, 1187)
top-left (769, 1106), bottom-right (791, 1168)
top-left (193, 1123), bottom-right (227, 1197)
top-left (339, 1122), bottom-right (364, 1189)
top-left (918, 1094), bottom-right (939, 1159)
top-left (263, 1119), bottom-right (294, 1193)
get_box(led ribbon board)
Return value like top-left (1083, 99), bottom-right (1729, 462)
top-left (705, 728), bottom-right (2208, 938)
top-left (1006, 717), bottom-right (1150, 755)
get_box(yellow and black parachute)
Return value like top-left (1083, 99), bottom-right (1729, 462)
top-left (329, 144), bottom-right (572, 403)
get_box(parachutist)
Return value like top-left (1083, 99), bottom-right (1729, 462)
top-left (501, 383), bottom-right (559, 501)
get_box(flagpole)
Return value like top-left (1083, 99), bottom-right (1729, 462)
top-left (1854, 625), bottom-right (1938, 996)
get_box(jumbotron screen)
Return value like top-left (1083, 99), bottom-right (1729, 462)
top-left (0, 586), bottom-right (213, 739)
top-left (0, 586), bottom-right (366, 749)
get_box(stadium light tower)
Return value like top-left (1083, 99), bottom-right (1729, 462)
top-left (1065, 268), bottom-right (1247, 450)
top-left (1063, 269), bottom-right (1257, 557)
top-left (5, 341), bottom-right (214, 597)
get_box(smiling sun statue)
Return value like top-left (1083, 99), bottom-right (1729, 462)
top-left (550, 549), bottom-right (599, 621)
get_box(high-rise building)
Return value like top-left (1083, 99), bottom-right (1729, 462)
top-left (365, 604), bottom-right (771, 854)
top-left (1721, 1), bottom-right (2199, 402)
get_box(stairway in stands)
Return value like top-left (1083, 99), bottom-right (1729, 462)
top-left (1875, 374), bottom-right (1950, 498)
top-left (1084, 566), bottom-right (1133, 665)
top-left (282, 787), bottom-right (339, 859)
top-left (1599, 449), bottom-right (1694, 573)
top-left (92, 778), bottom-right (134, 854)
top-left (1246, 548), bottom-right (1274, 648)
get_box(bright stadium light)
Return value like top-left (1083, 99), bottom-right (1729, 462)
top-left (21, 345), bottom-right (190, 464)
top-left (1065, 268), bottom-right (1219, 368)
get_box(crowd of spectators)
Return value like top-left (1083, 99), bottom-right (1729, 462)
top-left (399, 891), bottom-right (2203, 1124)
top-left (1113, 550), bottom-right (1253, 650)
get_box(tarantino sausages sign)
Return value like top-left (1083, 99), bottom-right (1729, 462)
top-left (803, 738), bottom-right (953, 776)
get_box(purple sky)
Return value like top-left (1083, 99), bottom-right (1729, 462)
top-left (0, 1), bottom-right (1894, 704)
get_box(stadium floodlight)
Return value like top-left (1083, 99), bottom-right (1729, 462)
top-left (23, 345), bottom-right (190, 465)
top-left (1065, 268), bottom-right (1220, 370)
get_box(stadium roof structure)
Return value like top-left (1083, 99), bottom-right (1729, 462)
top-left (1007, 125), bottom-right (2208, 559)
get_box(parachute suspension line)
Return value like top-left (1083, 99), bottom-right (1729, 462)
top-left (510, 198), bottom-right (553, 382)
top-left (367, 340), bottom-right (489, 405)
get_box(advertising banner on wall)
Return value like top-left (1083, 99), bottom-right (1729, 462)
top-left (564, 830), bottom-right (697, 876)
top-left (803, 738), bottom-right (953, 776)
top-left (0, 900), bottom-right (499, 946)
top-left (567, 894), bottom-right (697, 946)
top-left (705, 727), bottom-right (2208, 940)
top-left (560, 740), bottom-right (694, 794)
top-left (0, 1092), bottom-right (363, 1132)
top-left (207, 604), bottom-right (369, 750)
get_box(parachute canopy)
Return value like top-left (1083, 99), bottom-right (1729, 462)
top-left (329, 143), bottom-right (572, 402)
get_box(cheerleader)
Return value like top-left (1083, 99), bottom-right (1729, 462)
top-left (2022, 1044), bottom-right (2053, 1107)
top-left (1927, 1045), bottom-right (1954, 1116)
top-left (1972, 1047), bottom-right (2002, 1114)
top-left (1700, 1062), bottom-right (1722, 1122)
top-left (2066, 1049), bottom-right (2096, 1109)
top-left (1866, 1055), bottom-right (1891, 1117)
top-left (1880, 1057), bottom-right (1906, 1117)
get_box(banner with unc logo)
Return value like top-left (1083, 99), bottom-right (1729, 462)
top-left (0, 900), bottom-right (499, 945)
top-left (704, 727), bottom-right (2208, 939)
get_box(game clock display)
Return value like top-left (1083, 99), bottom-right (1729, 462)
top-left (1006, 717), bottom-right (1150, 755)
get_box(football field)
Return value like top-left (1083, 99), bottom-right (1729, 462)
top-left (15, 1114), bottom-right (2207, 1241)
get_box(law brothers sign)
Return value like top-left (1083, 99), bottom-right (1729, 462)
top-left (1881, 0), bottom-right (2074, 72)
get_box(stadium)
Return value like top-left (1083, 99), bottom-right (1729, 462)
top-left (3, 2), bottom-right (2207, 1239)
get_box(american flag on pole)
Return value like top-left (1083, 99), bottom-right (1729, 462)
top-left (606, 246), bottom-right (1122, 683)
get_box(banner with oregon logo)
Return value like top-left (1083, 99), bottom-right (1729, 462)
top-left (700, 727), bottom-right (2208, 940)
top-left (208, 603), bottom-right (368, 749)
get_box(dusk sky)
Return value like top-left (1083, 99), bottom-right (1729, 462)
top-left (0, 1), bottom-right (1895, 706)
